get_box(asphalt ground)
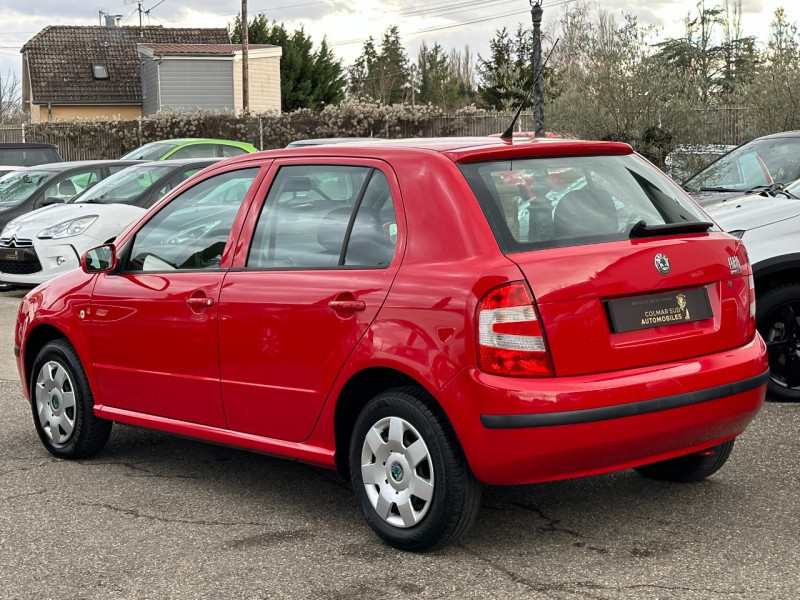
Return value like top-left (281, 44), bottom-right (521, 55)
top-left (0, 287), bottom-right (798, 599)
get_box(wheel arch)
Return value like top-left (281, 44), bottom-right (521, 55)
top-left (753, 254), bottom-right (800, 295)
top-left (23, 324), bottom-right (69, 391)
top-left (332, 367), bottom-right (457, 478)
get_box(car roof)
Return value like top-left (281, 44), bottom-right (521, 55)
top-left (142, 138), bottom-right (250, 145)
top-left (752, 130), bottom-right (800, 140)
top-left (23, 159), bottom-right (144, 172)
top-left (230, 136), bottom-right (633, 165)
top-left (133, 157), bottom-right (223, 168)
top-left (0, 142), bottom-right (59, 149)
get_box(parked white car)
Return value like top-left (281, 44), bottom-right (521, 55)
top-left (0, 158), bottom-right (217, 287)
top-left (706, 181), bottom-right (800, 402)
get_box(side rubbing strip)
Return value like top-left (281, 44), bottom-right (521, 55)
top-left (480, 370), bottom-right (769, 429)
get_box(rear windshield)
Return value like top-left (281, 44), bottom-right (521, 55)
top-left (119, 142), bottom-right (176, 160)
top-left (72, 164), bottom-right (174, 204)
top-left (0, 148), bottom-right (59, 167)
top-left (459, 154), bottom-right (710, 252)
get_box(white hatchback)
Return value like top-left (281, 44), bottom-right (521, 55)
top-left (0, 158), bottom-right (217, 287)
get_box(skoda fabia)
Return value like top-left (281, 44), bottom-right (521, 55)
top-left (15, 137), bottom-right (768, 551)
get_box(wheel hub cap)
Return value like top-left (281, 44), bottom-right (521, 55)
top-left (390, 461), bottom-right (404, 483)
top-left (360, 415), bottom-right (435, 528)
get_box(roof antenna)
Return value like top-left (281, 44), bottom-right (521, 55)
top-left (500, 38), bottom-right (559, 143)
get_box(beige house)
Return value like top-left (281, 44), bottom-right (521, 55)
top-left (137, 44), bottom-right (282, 115)
top-left (20, 24), bottom-right (280, 121)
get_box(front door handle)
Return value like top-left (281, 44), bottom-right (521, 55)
top-left (186, 296), bottom-right (214, 308)
top-left (328, 299), bottom-right (366, 312)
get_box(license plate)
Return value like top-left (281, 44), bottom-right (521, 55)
top-left (606, 288), bottom-right (712, 333)
top-left (0, 248), bottom-right (21, 261)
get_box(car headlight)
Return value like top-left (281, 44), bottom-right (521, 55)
top-left (38, 216), bottom-right (98, 239)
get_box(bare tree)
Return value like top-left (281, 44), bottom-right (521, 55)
top-left (0, 70), bottom-right (23, 124)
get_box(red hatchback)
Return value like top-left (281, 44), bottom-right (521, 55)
top-left (15, 137), bottom-right (768, 551)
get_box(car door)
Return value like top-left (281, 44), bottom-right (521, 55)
top-left (89, 166), bottom-right (263, 427)
top-left (218, 160), bottom-right (402, 442)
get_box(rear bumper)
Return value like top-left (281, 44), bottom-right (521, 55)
top-left (437, 335), bottom-right (768, 485)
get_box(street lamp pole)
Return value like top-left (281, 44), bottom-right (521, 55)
top-left (531, 0), bottom-right (544, 137)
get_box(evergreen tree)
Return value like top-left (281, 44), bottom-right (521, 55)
top-left (348, 26), bottom-right (410, 104)
top-left (231, 14), bottom-right (346, 111)
top-left (476, 26), bottom-right (534, 110)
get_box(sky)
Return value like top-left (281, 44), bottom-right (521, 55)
top-left (2, 0), bottom-right (800, 91)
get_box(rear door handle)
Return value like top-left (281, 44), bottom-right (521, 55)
top-left (328, 300), bottom-right (366, 312)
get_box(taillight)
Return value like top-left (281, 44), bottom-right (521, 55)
top-left (477, 281), bottom-right (554, 377)
top-left (748, 273), bottom-right (756, 339)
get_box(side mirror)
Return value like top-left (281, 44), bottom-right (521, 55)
top-left (81, 244), bottom-right (117, 273)
top-left (42, 197), bottom-right (66, 206)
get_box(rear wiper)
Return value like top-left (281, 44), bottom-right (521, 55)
top-left (629, 219), bottom-right (713, 238)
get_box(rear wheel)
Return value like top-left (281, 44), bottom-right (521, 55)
top-left (757, 283), bottom-right (800, 402)
top-left (634, 439), bottom-right (735, 482)
top-left (349, 387), bottom-right (481, 551)
top-left (30, 339), bottom-right (112, 458)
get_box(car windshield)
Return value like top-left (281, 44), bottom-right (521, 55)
top-left (72, 164), bottom-right (174, 204)
top-left (119, 142), bottom-right (178, 160)
top-left (0, 170), bottom-right (52, 206)
top-left (460, 153), bottom-right (710, 252)
top-left (683, 136), bottom-right (800, 193)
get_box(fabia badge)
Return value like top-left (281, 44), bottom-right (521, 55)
top-left (654, 253), bottom-right (671, 275)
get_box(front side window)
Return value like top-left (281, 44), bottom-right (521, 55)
top-left (460, 154), bottom-right (710, 251)
top-left (0, 171), bottom-right (51, 206)
top-left (125, 168), bottom-right (259, 272)
top-left (247, 165), bottom-right (397, 269)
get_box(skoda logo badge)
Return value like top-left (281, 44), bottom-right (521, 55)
top-left (655, 253), bottom-right (671, 275)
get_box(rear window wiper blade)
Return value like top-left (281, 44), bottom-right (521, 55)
top-left (629, 219), bottom-right (713, 238)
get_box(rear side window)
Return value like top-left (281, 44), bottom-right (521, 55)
top-left (459, 154), bottom-right (709, 252)
top-left (169, 144), bottom-right (216, 159)
top-left (247, 165), bottom-right (397, 269)
top-left (219, 144), bottom-right (249, 157)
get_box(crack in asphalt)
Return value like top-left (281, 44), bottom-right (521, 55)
top-left (87, 460), bottom-right (201, 479)
top-left (510, 501), bottom-right (584, 538)
top-left (76, 501), bottom-right (265, 527)
top-left (1, 489), bottom-right (47, 502)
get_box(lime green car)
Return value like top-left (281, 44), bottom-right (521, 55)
top-left (120, 138), bottom-right (257, 160)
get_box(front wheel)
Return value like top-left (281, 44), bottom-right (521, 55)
top-left (30, 339), bottom-right (112, 458)
top-left (349, 387), bottom-right (481, 551)
top-left (757, 283), bottom-right (800, 401)
top-left (634, 439), bottom-right (735, 482)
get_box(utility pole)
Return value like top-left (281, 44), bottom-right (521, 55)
top-left (241, 0), bottom-right (250, 113)
top-left (530, 0), bottom-right (544, 137)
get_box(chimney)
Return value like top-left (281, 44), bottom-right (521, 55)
top-left (105, 14), bottom-right (123, 27)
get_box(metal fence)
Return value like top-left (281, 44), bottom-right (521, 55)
top-left (0, 107), bottom-right (754, 162)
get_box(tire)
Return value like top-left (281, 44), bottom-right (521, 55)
top-left (634, 439), bottom-right (735, 482)
top-left (30, 339), bottom-right (112, 459)
top-left (757, 283), bottom-right (800, 401)
top-left (349, 387), bottom-right (481, 551)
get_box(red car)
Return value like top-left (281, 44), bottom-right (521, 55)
top-left (15, 137), bottom-right (768, 551)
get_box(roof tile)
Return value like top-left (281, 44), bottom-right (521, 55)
top-left (22, 25), bottom-right (230, 104)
